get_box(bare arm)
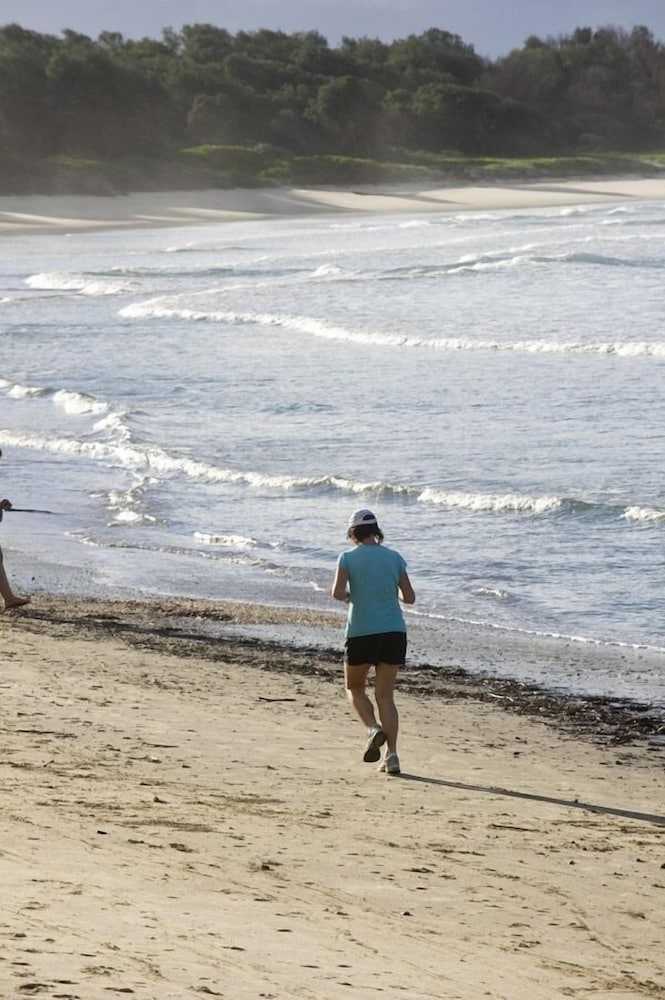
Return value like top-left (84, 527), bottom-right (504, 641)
top-left (399, 571), bottom-right (415, 605)
top-left (331, 564), bottom-right (350, 603)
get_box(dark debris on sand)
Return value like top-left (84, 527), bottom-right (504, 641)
top-left (11, 595), bottom-right (665, 750)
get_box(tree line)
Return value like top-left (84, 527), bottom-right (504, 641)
top-left (1, 21), bottom-right (664, 193)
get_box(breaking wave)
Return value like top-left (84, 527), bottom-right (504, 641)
top-left (1, 427), bottom-right (659, 526)
top-left (119, 300), bottom-right (665, 357)
top-left (2, 378), bottom-right (109, 415)
top-left (26, 272), bottom-right (135, 296)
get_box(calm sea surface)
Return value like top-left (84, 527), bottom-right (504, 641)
top-left (1, 197), bottom-right (664, 702)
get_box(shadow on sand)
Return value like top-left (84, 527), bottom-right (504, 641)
top-left (396, 773), bottom-right (665, 827)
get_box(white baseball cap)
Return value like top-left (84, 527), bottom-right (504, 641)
top-left (348, 508), bottom-right (378, 529)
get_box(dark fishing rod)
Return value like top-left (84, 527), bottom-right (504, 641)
top-left (5, 506), bottom-right (59, 513)
top-left (0, 506), bottom-right (61, 521)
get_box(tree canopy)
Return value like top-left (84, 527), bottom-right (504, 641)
top-left (0, 21), bottom-right (664, 192)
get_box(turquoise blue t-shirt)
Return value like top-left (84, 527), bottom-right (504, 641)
top-left (338, 543), bottom-right (407, 638)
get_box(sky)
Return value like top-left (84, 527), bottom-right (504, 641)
top-left (1, 0), bottom-right (665, 59)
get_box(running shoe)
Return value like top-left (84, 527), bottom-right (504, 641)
top-left (363, 725), bottom-right (386, 763)
top-left (378, 752), bottom-right (401, 775)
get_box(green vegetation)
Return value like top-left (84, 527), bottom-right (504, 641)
top-left (1, 22), bottom-right (664, 194)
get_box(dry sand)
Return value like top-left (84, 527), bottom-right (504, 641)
top-left (1, 596), bottom-right (664, 999)
top-left (2, 177), bottom-right (665, 235)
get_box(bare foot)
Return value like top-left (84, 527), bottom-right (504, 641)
top-left (3, 596), bottom-right (30, 611)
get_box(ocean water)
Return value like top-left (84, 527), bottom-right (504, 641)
top-left (1, 197), bottom-right (664, 703)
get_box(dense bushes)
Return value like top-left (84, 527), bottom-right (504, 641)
top-left (1, 22), bottom-right (664, 193)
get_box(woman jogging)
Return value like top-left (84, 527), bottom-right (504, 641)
top-left (331, 508), bottom-right (415, 775)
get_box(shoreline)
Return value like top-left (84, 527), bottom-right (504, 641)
top-left (2, 176), bottom-right (665, 235)
top-left (2, 590), bottom-right (664, 997)
top-left (9, 593), bottom-right (665, 748)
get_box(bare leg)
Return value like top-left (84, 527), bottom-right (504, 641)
top-left (0, 547), bottom-right (30, 611)
top-left (344, 663), bottom-right (378, 729)
top-left (374, 663), bottom-right (399, 753)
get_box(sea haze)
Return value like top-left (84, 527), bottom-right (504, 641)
top-left (1, 199), bottom-right (664, 702)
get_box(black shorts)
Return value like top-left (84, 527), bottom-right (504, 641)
top-left (344, 631), bottom-right (407, 667)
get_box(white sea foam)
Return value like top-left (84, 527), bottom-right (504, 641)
top-left (106, 488), bottom-right (135, 508)
top-left (7, 382), bottom-right (45, 398)
top-left (105, 478), bottom-right (156, 509)
top-left (623, 506), bottom-right (665, 523)
top-left (101, 477), bottom-right (159, 525)
top-left (0, 430), bottom-right (120, 462)
top-left (310, 264), bottom-right (348, 278)
top-left (113, 510), bottom-right (143, 523)
top-left (448, 253), bottom-right (533, 273)
top-left (52, 389), bottom-right (108, 415)
top-left (26, 272), bottom-right (134, 296)
top-left (3, 379), bottom-right (110, 415)
top-left (194, 532), bottom-right (258, 548)
top-left (417, 488), bottom-right (563, 515)
top-left (469, 586), bottom-right (509, 599)
top-left (93, 411), bottom-right (131, 440)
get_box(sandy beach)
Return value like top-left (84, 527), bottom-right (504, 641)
top-left (2, 177), bottom-right (665, 234)
top-left (1, 596), bottom-right (664, 999)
